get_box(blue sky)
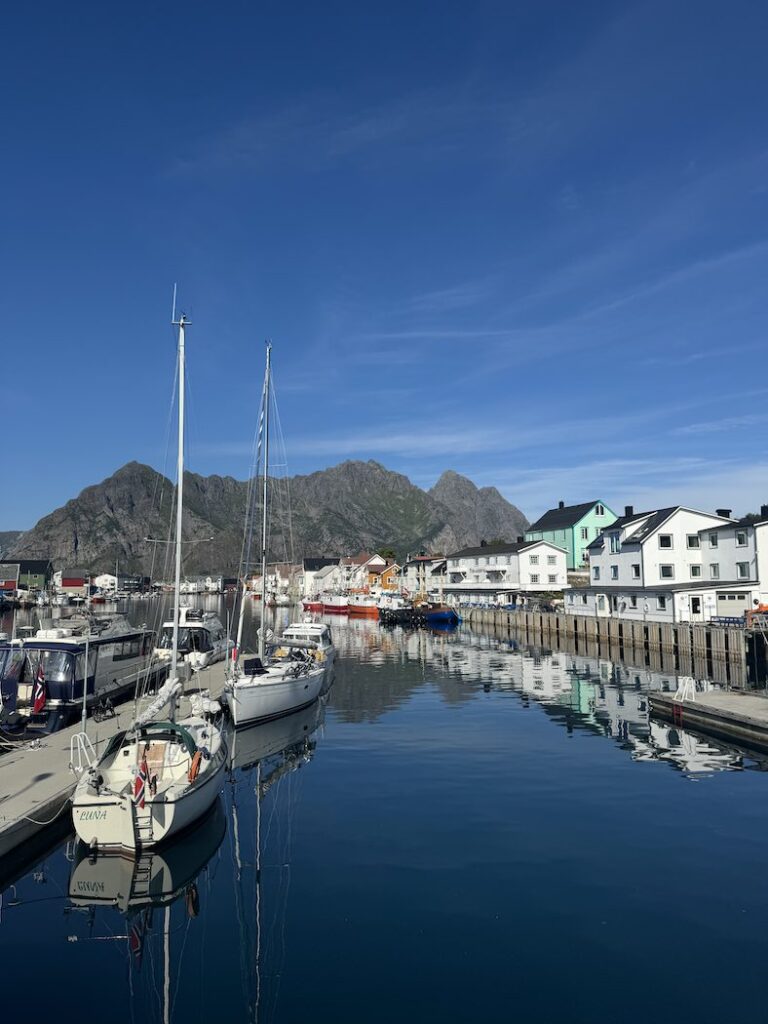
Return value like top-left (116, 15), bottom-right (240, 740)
top-left (2, 0), bottom-right (767, 528)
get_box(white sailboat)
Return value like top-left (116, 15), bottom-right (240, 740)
top-left (224, 344), bottom-right (325, 728)
top-left (71, 312), bottom-right (227, 851)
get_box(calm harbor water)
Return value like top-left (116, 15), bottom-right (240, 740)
top-left (2, 597), bottom-right (768, 1023)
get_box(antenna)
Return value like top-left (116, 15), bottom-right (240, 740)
top-left (171, 283), bottom-right (177, 325)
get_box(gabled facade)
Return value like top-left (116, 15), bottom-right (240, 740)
top-left (0, 559), bottom-right (53, 591)
top-left (399, 556), bottom-right (445, 597)
top-left (567, 505), bottom-right (761, 622)
top-left (301, 557), bottom-right (341, 598)
top-left (368, 561), bottom-right (400, 591)
top-left (444, 540), bottom-right (568, 603)
top-left (526, 500), bottom-right (617, 569)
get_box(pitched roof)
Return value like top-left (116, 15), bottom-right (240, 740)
top-left (448, 540), bottom-right (558, 558)
top-left (527, 501), bottom-right (605, 532)
top-left (303, 557), bottom-right (340, 572)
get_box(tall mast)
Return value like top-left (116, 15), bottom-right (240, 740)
top-left (171, 314), bottom-right (188, 687)
top-left (258, 342), bottom-right (272, 661)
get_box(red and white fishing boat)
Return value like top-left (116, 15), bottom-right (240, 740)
top-left (321, 593), bottom-right (349, 615)
top-left (301, 598), bottom-right (323, 613)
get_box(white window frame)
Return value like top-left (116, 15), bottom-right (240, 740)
top-left (710, 563), bottom-right (719, 579)
top-left (657, 595), bottom-right (667, 610)
top-left (548, 574), bottom-right (557, 584)
top-left (596, 504), bottom-right (605, 516)
top-left (736, 531), bottom-right (748, 547)
top-left (686, 535), bottom-right (700, 549)
top-left (593, 566), bottom-right (600, 581)
top-left (709, 533), bottom-right (718, 548)
top-left (610, 565), bottom-right (618, 580)
top-left (631, 563), bottom-right (640, 579)
top-left (547, 555), bottom-right (556, 565)
top-left (658, 534), bottom-right (673, 549)
top-left (690, 565), bottom-right (702, 578)
top-left (529, 555), bottom-right (539, 566)
top-left (660, 564), bottom-right (674, 579)
top-left (530, 573), bottom-right (539, 584)
top-left (736, 562), bottom-right (750, 579)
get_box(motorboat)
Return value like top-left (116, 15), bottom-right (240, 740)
top-left (321, 593), bottom-right (349, 615)
top-left (280, 618), bottom-right (336, 675)
top-left (0, 613), bottom-right (157, 733)
top-left (348, 593), bottom-right (379, 619)
top-left (154, 606), bottom-right (232, 670)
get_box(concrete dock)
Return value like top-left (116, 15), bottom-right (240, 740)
top-left (0, 659), bottom-right (230, 863)
top-left (649, 689), bottom-right (768, 754)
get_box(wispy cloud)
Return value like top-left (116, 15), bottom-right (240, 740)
top-left (674, 413), bottom-right (768, 436)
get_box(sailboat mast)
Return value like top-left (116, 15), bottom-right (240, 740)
top-left (171, 315), bottom-right (187, 684)
top-left (258, 343), bottom-right (271, 661)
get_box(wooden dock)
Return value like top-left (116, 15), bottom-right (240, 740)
top-left (649, 690), bottom-right (768, 754)
top-left (0, 659), bottom-right (230, 863)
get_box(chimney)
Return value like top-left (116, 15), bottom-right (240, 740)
top-left (480, 539), bottom-right (487, 547)
top-left (624, 505), bottom-right (634, 518)
top-left (761, 505), bottom-right (768, 518)
top-left (517, 535), bottom-right (523, 543)
top-left (558, 500), bottom-right (565, 509)
top-left (716, 508), bottom-right (732, 519)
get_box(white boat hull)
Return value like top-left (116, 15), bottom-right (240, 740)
top-left (227, 667), bottom-right (325, 727)
top-left (72, 737), bottom-right (227, 851)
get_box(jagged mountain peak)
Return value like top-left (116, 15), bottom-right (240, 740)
top-left (8, 460), bottom-right (529, 574)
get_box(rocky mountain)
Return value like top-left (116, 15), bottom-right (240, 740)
top-left (0, 532), bottom-right (22, 559)
top-left (8, 460), bottom-right (529, 575)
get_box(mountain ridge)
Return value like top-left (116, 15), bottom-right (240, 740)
top-left (8, 460), bottom-right (529, 574)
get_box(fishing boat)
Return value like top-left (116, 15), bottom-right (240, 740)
top-left (154, 606), bottom-right (232, 670)
top-left (71, 312), bottom-right (227, 851)
top-left (301, 598), bottom-right (323, 613)
top-left (348, 593), bottom-right (379, 619)
top-left (0, 613), bottom-right (158, 734)
top-left (225, 344), bottom-right (326, 728)
top-left (321, 593), bottom-right (349, 615)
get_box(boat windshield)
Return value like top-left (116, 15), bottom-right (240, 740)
top-left (0, 648), bottom-right (75, 684)
top-left (158, 627), bottom-right (211, 652)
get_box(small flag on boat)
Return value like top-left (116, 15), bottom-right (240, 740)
top-left (129, 908), bottom-right (150, 967)
top-left (32, 661), bottom-right (46, 714)
top-left (133, 758), bottom-right (148, 809)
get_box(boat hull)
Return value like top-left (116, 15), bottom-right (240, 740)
top-left (227, 668), bottom-right (326, 727)
top-left (348, 604), bottom-right (379, 619)
top-left (72, 745), bottom-right (227, 852)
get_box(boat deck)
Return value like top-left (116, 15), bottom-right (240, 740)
top-left (649, 689), bottom-right (768, 754)
top-left (0, 664), bottom-right (229, 862)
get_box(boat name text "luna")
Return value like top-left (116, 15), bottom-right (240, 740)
top-left (78, 809), bottom-right (109, 821)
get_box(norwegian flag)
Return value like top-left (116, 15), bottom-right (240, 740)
top-left (32, 660), bottom-right (46, 714)
top-left (133, 758), bottom-right (148, 809)
top-left (128, 908), bottom-right (151, 968)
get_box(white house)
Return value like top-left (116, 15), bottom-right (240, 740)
top-left (702, 506), bottom-right (768, 612)
top-left (342, 552), bottom-right (386, 591)
top-left (300, 557), bottom-right (341, 598)
top-left (399, 556), bottom-right (447, 597)
top-left (444, 540), bottom-right (568, 604)
top-left (566, 505), bottom-right (763, 622)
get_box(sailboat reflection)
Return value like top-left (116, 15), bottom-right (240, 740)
top-left (67, 799), bottom-right (226, 1022)
top-left (228, 697), bottom-right (325, 1021)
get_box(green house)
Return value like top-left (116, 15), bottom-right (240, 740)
top-left (525, 500), bottom-right (617, 570)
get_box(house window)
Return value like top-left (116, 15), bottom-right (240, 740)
top-left (610, 565), bottom-right (618, 580)
top-left (658, 534), bottom-right (673, 549)
top-left (710, 563), bottom-right (719, 579)
top-left (529, 555), bottom-right (539, 565)
top-left (580, 527), bottom-right (588, 540)
top-left (657, 595), bottom-right (667, 610)
top-left (530, 574), bottom-right (539, 584)
top-left (690, 565), bottom-right (701, 578)
top-left (547, 555), bottom-right (556, 565)
top-left (630, 595), bottom-right (637, 608)
top-left (596, 504), bottom-right (605, 516)
top-left (737, 562), bottom-right (750, 579)
top-left (736, 531), bottom-right (748, 547)
top-left (709, 533), bottom-right (718, 548)
top-left (568, 593), bottom-right (574, 603)
top-left (631, 564), bottom-right (640, 579)
top-left (582, 594), bottom-right (588, 605)
top-left (660, 565), bottom-right (674, 579)
top-left (593, 566), bottom-right (600, 581)
top-left (609, 534), bottom-right (621, 553)
top-left (548, 574), bottom-right (557, 584)
top-left (686, 535), bottom-right (700, 549)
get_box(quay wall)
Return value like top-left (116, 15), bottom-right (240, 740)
top-left (463, 607), bottom-right (762, 688)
